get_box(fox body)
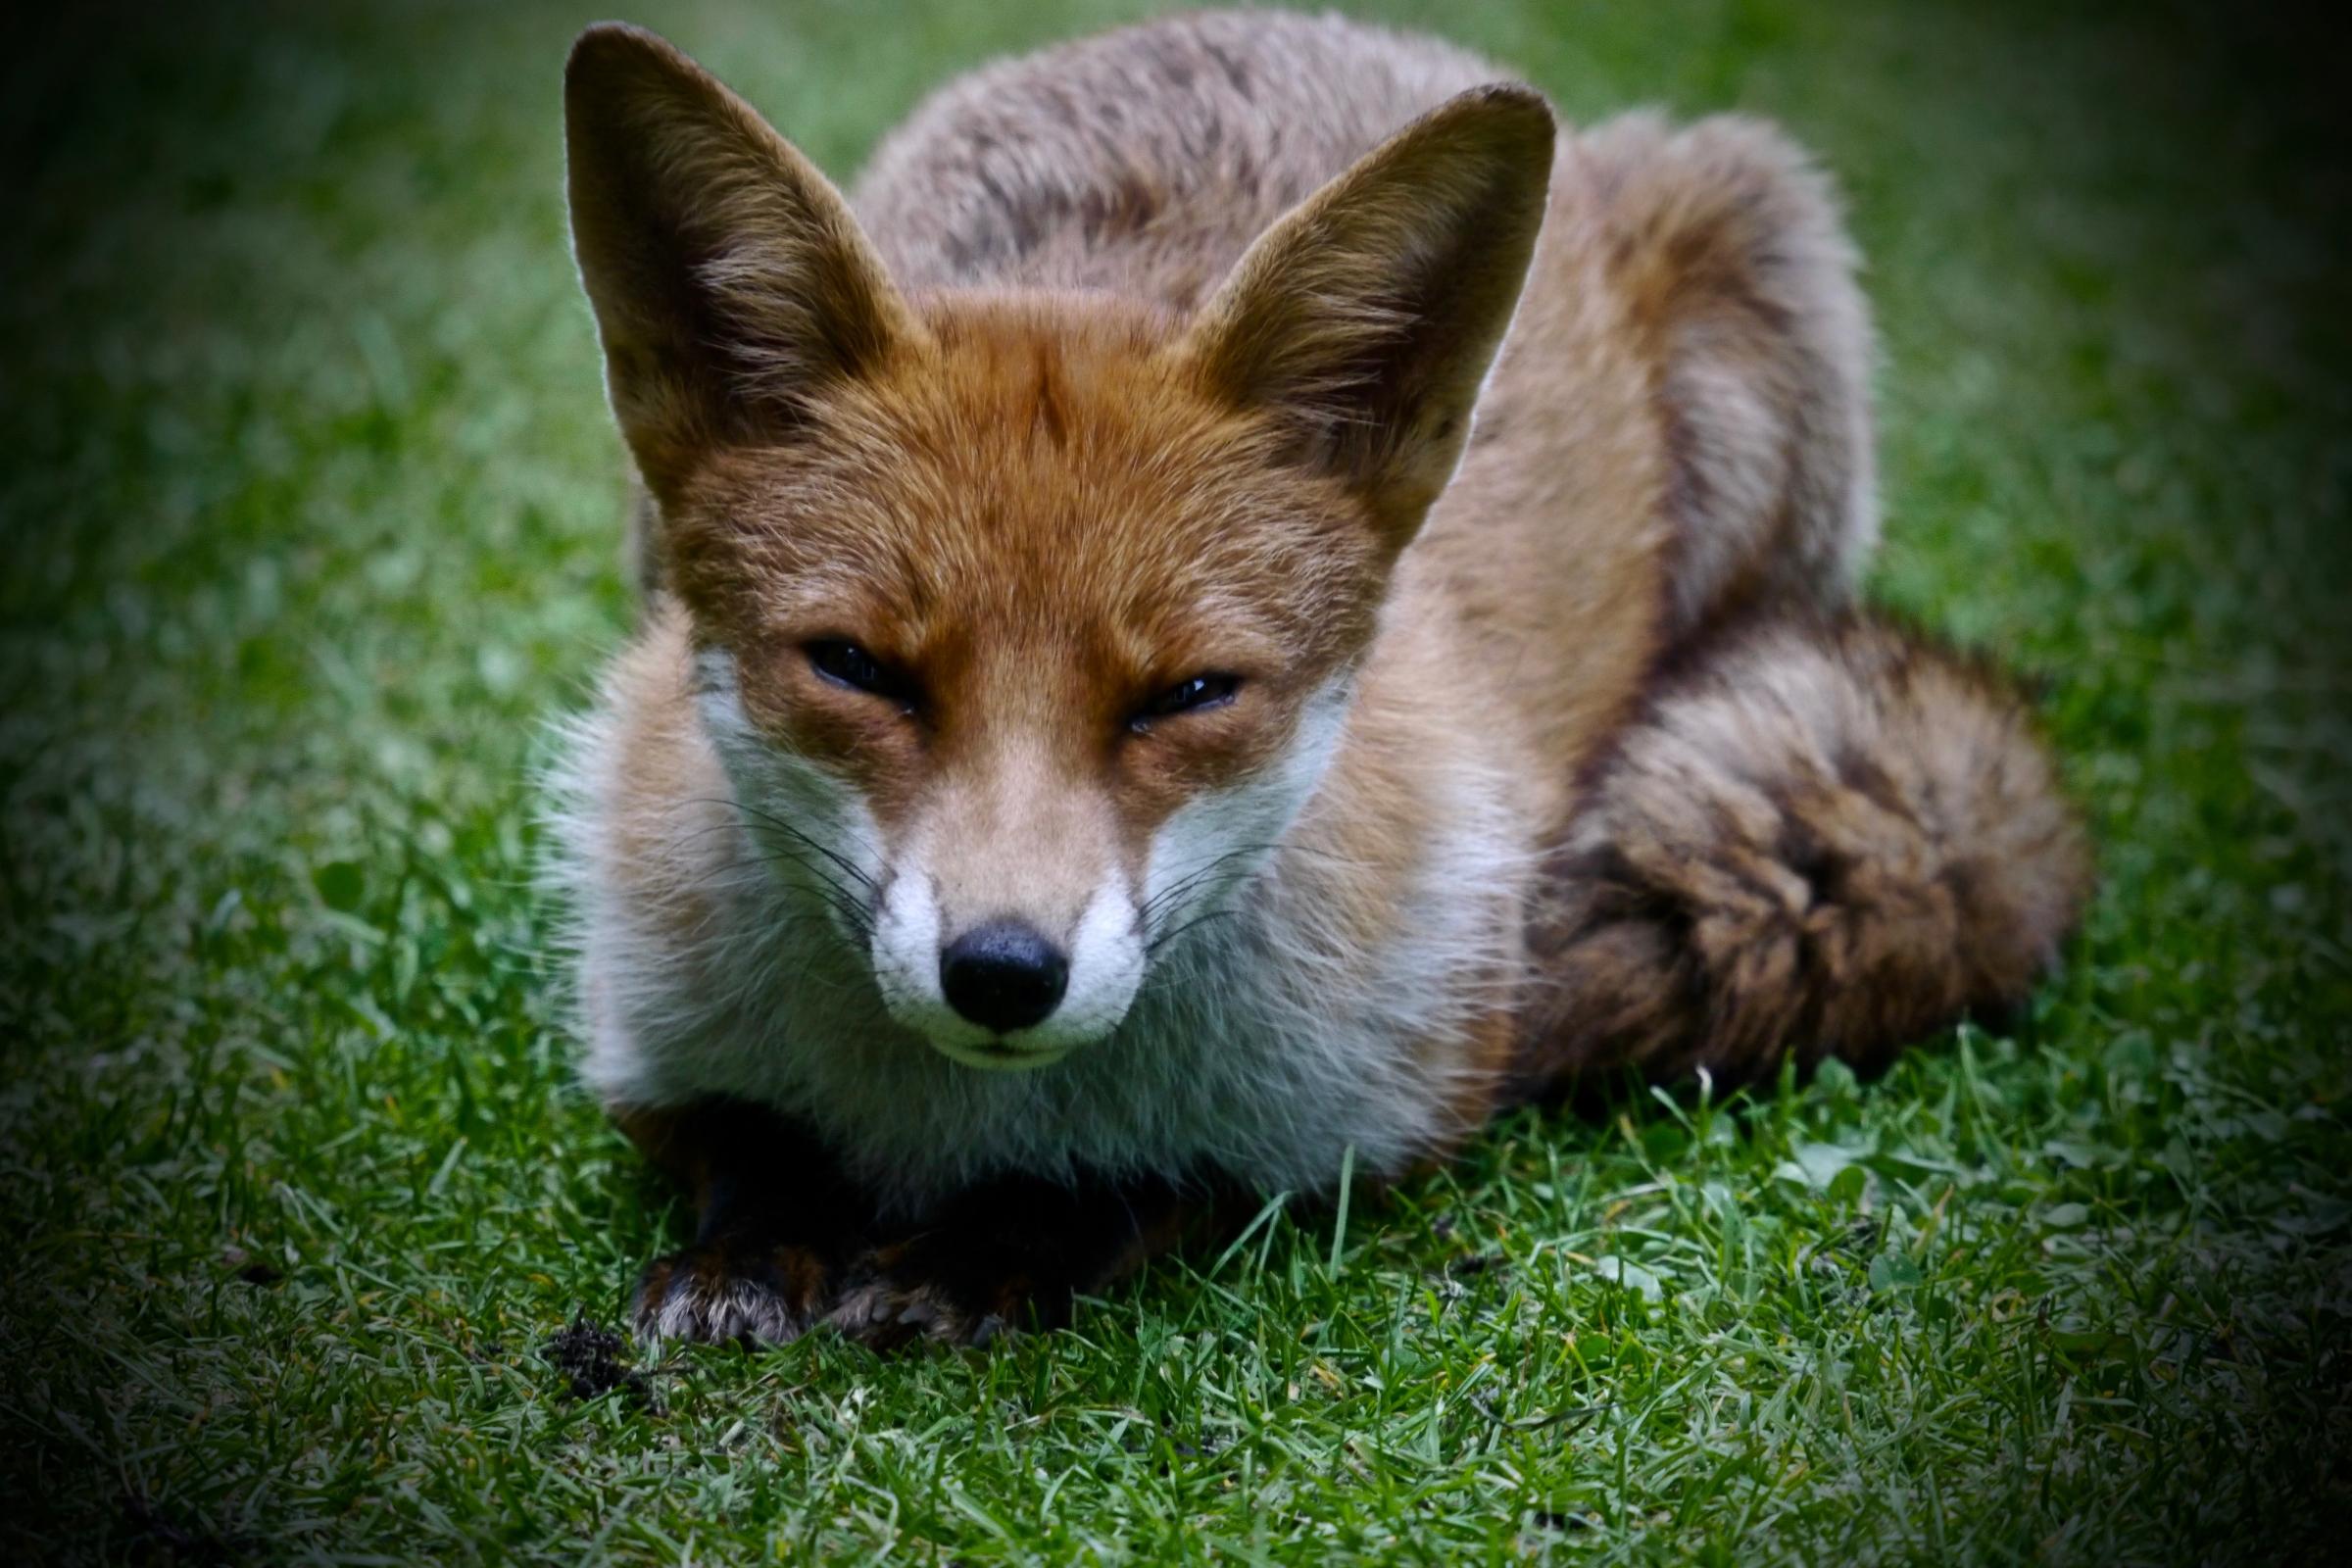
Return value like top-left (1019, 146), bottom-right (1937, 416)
top-left (550, 12), bottom-right (2087, 1346)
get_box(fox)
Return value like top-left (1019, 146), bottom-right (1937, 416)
top-left (547, 10), bottom-right (2089, 1348)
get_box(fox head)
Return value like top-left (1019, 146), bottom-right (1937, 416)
top-left (564, 24), bottom-right (1552, 1070)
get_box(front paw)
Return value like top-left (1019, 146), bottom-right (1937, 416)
top-left (631, 1238), bottom-right (834, 1347)
top-left (822, 1242), bottom-right (1062, 1350)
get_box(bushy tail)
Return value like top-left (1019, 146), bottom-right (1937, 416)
top-left (1518, 612), bottom-right (2091, 1098)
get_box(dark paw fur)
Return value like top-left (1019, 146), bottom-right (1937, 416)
top-left (632, 1238), bottom-right (835, 1347)
top-left (821, 1240), bottom-right (1062, 1350)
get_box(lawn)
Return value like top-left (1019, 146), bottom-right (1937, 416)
top-left (3, 0), bottom-right (2348, 1562)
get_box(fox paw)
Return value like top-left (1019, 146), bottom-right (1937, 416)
top-left (822, 1241), bottom-right (1062, 1350)
top-left (824, 1279), bottom-right (1008, 1349)
top-left (631, 1239), bottom-right (834, 1347)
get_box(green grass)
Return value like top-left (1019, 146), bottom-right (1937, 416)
top-left (3, 0), bottom-right (2348, 1561)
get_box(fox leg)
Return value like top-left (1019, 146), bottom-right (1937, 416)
top-left (1579, 112), bottom-right (1879, 635)
top-left (1517, 612), bottom-right (2089, 1098)
top-left (825, 1171), bottom-right (1200, 1349)
top-left (616, 1099), bottom-right (870, 1345)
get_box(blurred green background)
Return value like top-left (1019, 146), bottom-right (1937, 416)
top-left (2, 1), bottom-right (2346, 1562)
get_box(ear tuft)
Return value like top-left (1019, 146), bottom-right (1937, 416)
top-left (564, 24), bottom-right (911, 500)
top-left (1177, 84), bottom-right (1556, 551)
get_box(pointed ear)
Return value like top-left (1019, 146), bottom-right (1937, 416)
top-left (1176, 85), bottom-right (1555, 550)
top-left (564, 24), bottom-right (915, 501)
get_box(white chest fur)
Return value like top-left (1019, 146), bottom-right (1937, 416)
top-left (546, 661), bottom-right (1524, 1214)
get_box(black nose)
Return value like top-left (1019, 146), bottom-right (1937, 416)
top-left (940, 920), bottom-right (1069, 1034)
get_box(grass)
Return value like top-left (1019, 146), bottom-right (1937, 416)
top-left (2, 0), bottom-right (2347, 1562)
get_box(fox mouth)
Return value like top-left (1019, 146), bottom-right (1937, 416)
top-left (923, 1034), bottom-right (1077, 1073)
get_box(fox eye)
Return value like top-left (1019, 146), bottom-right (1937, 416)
top-left (807, 640), bottom-right (917, 710)
top-left (1131, 673), bottom-right (1241, 731)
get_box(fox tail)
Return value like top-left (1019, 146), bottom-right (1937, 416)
top-left (1519, 612), bottom-right (2091, 1098)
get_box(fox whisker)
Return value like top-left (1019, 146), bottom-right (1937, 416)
top-left (709, 797), bottom-right (881, 895)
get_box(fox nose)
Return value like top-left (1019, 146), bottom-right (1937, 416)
top-left (939, 920), bottom-right (1069, 1034)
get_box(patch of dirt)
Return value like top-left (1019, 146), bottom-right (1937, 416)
top-left (538, 1314), bottom-right (650, 1404)
top-left (220, 1245), bottom-right (282, 1286)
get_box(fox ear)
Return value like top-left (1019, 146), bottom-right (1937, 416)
top-left (564, 24), bottom-right (913, 501)
top-left (1177, 86), bottom-right (1555, 551)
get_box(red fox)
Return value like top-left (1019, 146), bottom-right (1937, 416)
top-left (549, 12), bottom-right (2089, 1348)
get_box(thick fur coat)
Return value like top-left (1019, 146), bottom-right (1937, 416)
top-left (546, 11), bottom-right (2089, 1348)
